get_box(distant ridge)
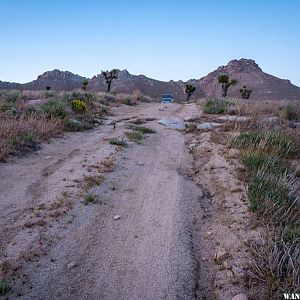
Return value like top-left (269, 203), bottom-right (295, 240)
top-left (1, 59), bottom-right (300, 101)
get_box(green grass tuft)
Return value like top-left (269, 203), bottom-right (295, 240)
top-left (242, 152), bottom-right (288, 174)
top-left (126, 125), bottom-right (156, 134)
top-left (0, 280), bottom-right (10, 296)
top-left (125, 131), bottom-right (143, 142)
top-left (84, 193), bottom-right (100, 205)
top-left (109, 138), bottom-right (127, 146)
top-left (231, 130), bottom-right (298, 158)
top-left (247, 169), bottom-right (291, 212)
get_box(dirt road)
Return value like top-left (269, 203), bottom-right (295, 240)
top-left (0, 103), bottom-right (205, 299)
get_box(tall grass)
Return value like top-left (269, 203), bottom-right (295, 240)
top-left (231, 126), bottom-right (300, 297)
top-left (231, 130), bottom-right (298, 158)
top-left (203, 98), bottom-right (234, 114)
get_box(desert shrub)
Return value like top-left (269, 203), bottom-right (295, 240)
top-left (71, 99), bottom-right (87, 113)
top-left (109, 138), bottom-right (127, 146)
top-left (122, 98), bottom-right (134, 106)
top-left (131, 90), bottom-right (153, 102)
top-left (42, 99), bottom-right (67, 119)
top-left (10, 131), bottom-right (39, 149)
top-left (279, 104), bottom-right (300, 121)
top-left (65, 119), bottom-right (84, 131)
top-left (24, 105), bottom-right (43, 117)
top-left (5, 90), bottom-right (22, 102)
top-left (0, 102), bottom-right (13, 112)
top-left (203, 98), bottom-right (233, 114)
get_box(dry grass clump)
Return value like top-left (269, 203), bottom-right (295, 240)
top-left (0, 115), bottom-right (63, 161)
top-left (83, 175), bottom-right (104, 189)
top-left (246, 228), bottom-right (300, 299)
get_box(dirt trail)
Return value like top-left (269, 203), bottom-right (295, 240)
top-left (0, 103), bottom-right (205, 300)
top-left (0, 102), bottom-right (254, 300)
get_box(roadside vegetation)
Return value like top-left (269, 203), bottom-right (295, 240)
top-left (200, 97), bottom-right (300, 297)
top-left (227, 102), bottom-right (300, 298)
top-left (0, 89), bottom-right (153, 161)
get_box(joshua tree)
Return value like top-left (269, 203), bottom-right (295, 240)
top-left (101, 69), bottom-right (118, 93)
top-left (218, 74), bottom-right (237, 97)
top-left (185, 84), bottom-right (196, 101)
top-left (82, 79), bottom-right (89, 91)
top-left (240, 85), bottom-right (252, 99)
top-left (46, 86), bottom-right (51, 91)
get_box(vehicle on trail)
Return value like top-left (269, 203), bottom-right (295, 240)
top-left (160, 94), bottom-right (174, 103)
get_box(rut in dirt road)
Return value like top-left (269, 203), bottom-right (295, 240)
top-left (1, 104), bottom-right (206, 300)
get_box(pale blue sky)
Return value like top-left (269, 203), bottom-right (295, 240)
top-left (0, 0), bottom-right (299, 85)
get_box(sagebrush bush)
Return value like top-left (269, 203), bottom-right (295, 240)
top-left (42, 99), bottom-right (67, 119)
top-left (5, 90), bottom-right (22, 102)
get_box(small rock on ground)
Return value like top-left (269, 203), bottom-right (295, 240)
top-left (231, 293), bottom-right (248, 300)
top-left (67, 261), bottom-right (77, 269)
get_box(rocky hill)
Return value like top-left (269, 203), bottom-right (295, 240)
top-left (1, 59), bottom-right (300, 101)
top-left (200, 59), bottom-right (300, 100)
top-left (22, 69), bottom-right (87, 91)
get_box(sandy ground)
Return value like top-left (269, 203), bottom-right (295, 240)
top-left (0, 102), bottom-right (254, 300)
